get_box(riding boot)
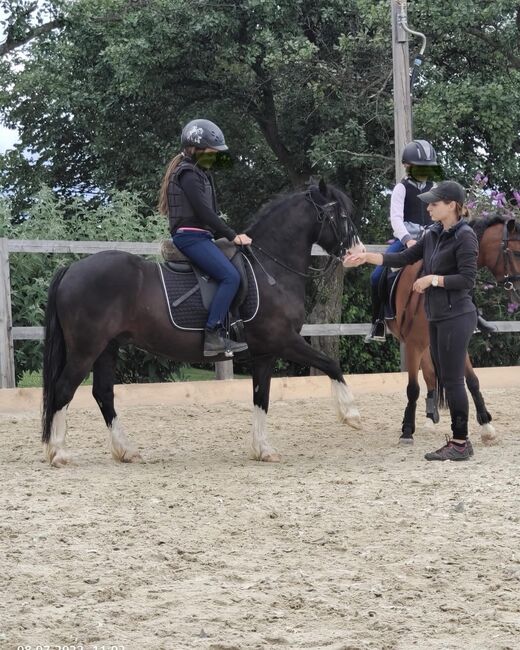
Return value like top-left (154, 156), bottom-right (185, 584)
top-left (475, 314), bottom-right (498, 334)
top-left (204, 327), bottom-right (248, 358)
top-left (364, 284), bottom-right (386, 343)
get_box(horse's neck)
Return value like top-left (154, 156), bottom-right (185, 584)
top-left (250, 213), bottom-right (315, 274)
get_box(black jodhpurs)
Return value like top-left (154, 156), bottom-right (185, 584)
top-left (429, 310), bottom-right (477, 440)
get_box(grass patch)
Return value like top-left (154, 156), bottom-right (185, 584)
top-left (17, 366), bottom-right (250, 388)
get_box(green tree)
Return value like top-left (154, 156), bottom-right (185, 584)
top-left (2, 0), bottom-right (520, 374)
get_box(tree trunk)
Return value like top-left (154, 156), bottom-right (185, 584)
top-left (308, 261), bottom-right (344, 376)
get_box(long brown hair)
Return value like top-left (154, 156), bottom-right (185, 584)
top-left (158, 153), bottom-right (184, 215)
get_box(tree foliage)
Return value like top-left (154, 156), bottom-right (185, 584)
top-left (1, 0), bottom-right (520, 378)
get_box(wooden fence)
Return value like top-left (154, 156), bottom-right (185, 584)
top-left (1, 238), bottom-right (519, 388)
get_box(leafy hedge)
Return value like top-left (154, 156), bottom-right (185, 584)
top-left (0, 188), bottom-right (179, 383)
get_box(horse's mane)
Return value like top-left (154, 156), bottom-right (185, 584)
top-left (468, 213), bottom-right (520, 241)
top-left (247, 182), bottom-right (354, 228)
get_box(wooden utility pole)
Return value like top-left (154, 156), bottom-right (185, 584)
top-left (391, 0), bottom-right (412, 371)
top-left (390, 0), bottom-right (412, 182)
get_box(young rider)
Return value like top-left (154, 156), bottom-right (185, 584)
top-left (158, 118), bottom-right (251, 357)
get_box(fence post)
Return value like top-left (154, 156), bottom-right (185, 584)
top-left (0, 238), bottom-right (15, 388)
top-left (215, 359), bottom-right (234, 380)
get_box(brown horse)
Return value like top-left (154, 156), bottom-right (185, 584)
top-left (387, 216), bottom-right (520, 444)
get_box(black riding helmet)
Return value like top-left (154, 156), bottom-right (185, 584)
top-left (181, 119), bottom-right (229, 151)
top-left (402, 139), bottom-right (437, 166)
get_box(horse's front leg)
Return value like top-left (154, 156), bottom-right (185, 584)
top-left (400, 343), bottom-right (422, 444)
top-left (465, 354), bottom-right (498, 446)
top-left (282, 335), bottom-right (361, 429)
top-left (250, 354), bottom-right (281, 462)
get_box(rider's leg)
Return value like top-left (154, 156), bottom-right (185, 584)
top-left (365, 240), bottom-right (404, 342)
top-left (173, 231), bottom-right (247, 356)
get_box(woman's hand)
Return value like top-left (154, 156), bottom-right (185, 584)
top-left (343, 251), bottom-right (368, 267)
top-left (413, 275), bottom-right (433, 294)
top-left (234, 233), bottom-right (252, 246)
top-left (406, 239), bottom-right (417, 248)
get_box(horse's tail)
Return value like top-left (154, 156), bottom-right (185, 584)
top-left (436, 375), bottom-right (446, 410)
top-left (42, 266), bottom-right (69, 443)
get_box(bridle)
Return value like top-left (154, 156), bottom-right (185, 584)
top-left (248, 188), bottom-right (359, 280)
top-left (306, 188), bottom-right (358, 262)
top-left (486, 220), bottom-right (520, 302)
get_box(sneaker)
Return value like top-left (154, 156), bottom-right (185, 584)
top-left (364, 320), bottom-right (386, 343)
top-left (466, 439), bottom-right (474, 457)
top-left (425, 437), bottom-right (472, 461)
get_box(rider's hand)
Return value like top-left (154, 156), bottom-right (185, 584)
top-left (234, 234), bottom-right (252, 246)
top-left (406, 239), bottom-right (417, 248)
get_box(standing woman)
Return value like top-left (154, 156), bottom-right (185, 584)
top-left (158, 119), bottom-right (251, 357)
top-left (345, 181), bottom-right (478, 461)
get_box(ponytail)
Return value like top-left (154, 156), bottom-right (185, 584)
top-left (158, 153), bottom-right (184, 215)
top-left (456, 203), bottom-right (469, 219)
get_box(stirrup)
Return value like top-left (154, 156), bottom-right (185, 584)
top-left (364, 320), bottom-right (386, 343)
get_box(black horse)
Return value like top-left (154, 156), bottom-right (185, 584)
top-left (42, 180), bottom-right (364, 466)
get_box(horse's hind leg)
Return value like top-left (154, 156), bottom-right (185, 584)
top-left (421, 348), bottom-right (439, 428)
top-left (45, 357), bottom-right (94, 467)
top-left (92, 342), bottom-right (143, 463)
top-left (465, 354), bottom-right (498, 446)
top-left (250, 354), bottom-right (281, 463)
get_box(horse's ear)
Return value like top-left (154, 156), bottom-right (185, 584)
top-left (507, 218), bottom-right (516, 233)
top-left (319, 178), bottom-right (327, 197)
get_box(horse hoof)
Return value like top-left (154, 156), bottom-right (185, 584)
top-left (261, 452), bottom-right (281, 463)
top-left (120, 450), bottom-right (144, 463)
top-left (344, 410), bottom-right (362, 429)
top-left (480, 423), bottom-right (499, 446)
top-left (45, 445), bottom-right (71, 467)
top-left (399, 436), bottom-right (414, 445)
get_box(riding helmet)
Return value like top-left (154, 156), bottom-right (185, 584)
top-left (401, 140), bottom-right (437, 166)
top-left (180, 119), bottom-right (229, 151)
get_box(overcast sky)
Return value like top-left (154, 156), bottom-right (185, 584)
top-left (0, 8), bottom-right (20, 154)
top-left (0, 126), bottom-right (19, 154)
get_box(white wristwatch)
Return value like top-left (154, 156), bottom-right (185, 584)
top-left (431, 275), bottom-right (439, 287)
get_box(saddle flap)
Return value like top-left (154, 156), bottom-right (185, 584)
top-left (378, 266), bottom-right (402, 320)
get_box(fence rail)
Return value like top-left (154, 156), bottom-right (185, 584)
top-left (1, 238), bottom-right (518, 388)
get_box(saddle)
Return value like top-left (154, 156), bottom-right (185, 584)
top-left (377, 266), bottom-right (402, 320)
top-left (158, 239), bottom-right (259, 333)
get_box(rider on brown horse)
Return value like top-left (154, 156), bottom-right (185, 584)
top-left (366, 139), bottom-right (438, 342)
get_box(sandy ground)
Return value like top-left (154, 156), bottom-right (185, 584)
top-left (1, 384), bottom-right (519, 650)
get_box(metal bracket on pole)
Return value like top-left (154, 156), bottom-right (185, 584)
top-left (395, 0), bottom-right (408, 42)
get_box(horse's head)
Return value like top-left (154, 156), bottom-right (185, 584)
top-left (472, 216), bottom-right (520, 300)
top-left (307, 179), bottom-right (364, 261)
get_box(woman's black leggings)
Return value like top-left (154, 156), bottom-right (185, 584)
top-left (429, 310), bottom-right (477, 439)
